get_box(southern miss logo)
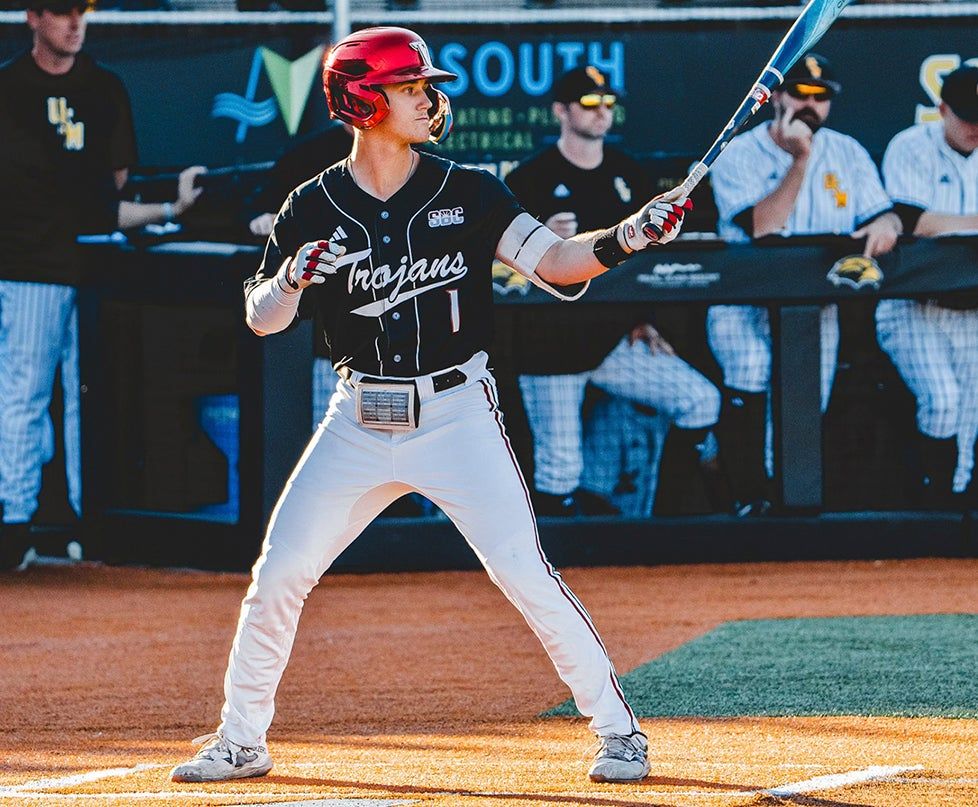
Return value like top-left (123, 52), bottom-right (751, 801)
top-left (334, 248), bottom-right (469, 317)
top-left (491, 262), bottom-right (531, 296)
top-left (47, 97), bottom-right (84, 151)
top-left (827, 255), bottom-right (884, 290)
top-left (823, 172), bottom-right (848, 208)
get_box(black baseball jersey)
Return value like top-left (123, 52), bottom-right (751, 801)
top-left (251, 123), bottom-right (353, 221)
top-left (0, 51), bottom-right (136, 285)
top-left (504, 144), bottom-right (653, 374)
top-left (246, 152), bottom-right (525, 376)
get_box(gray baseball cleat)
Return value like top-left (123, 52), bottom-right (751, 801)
top-left (587, 731), bottom-right (650, 782)
top-left (170, 732), bottom-right (273, 782)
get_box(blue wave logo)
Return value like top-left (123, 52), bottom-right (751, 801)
top-left (212, 93), bottom-right (278, 127)
top-left (213, 49), bottom-right (277, 143)
top-left (213, 45), bottom-right (325, 144)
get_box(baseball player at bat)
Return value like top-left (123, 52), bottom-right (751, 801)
top-left (170, 26), bottom-right (691, 785)
top-left (707, 54), bottom-right (901, 515)
top-left (876, 65), bottom-right (978, 507)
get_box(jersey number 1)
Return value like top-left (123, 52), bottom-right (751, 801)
top-left (447, 288), bottom-right (460, 333)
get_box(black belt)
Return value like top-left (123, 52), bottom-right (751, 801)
top-left (338, 366), bottom-right (467, 393)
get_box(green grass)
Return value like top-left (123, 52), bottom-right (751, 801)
top-left (546, 614), bottom-right (978, 719)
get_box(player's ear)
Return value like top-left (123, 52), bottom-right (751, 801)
top-left (552, 101), bottom-right (567, 124)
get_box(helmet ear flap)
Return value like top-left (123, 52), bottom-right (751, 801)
top-left (326, 73), bottom-right (390, 129)
top-left (426, 86), bottom-right (454, 144)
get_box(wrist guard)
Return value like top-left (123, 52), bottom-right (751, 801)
top-left (592, 226), bottom-right (632, 269)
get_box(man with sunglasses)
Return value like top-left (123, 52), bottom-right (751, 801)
top-left (505, 66), bottom-right (720, 518)
top-left (707, 52), bottom-right (901, 515)
top-left (0, 0), bottom-right (203, 570)
top-left (875, 65), bottom-right (978, 507)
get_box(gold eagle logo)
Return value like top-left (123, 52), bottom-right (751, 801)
top-left (827, 255), bottom-right (884, 290)
top-left (585, 66), bottom-right (606, 87)
top-left (492, 262), bottom-right (531, 296)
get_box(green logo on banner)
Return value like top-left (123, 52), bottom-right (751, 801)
top-left (261, 46), bottom-right (325, 136)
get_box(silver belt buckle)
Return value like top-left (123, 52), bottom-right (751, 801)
top-left (355, 381), bottom-right (418, 431)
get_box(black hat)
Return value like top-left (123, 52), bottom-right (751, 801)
top-left (26, 0), bottom-right (94, 12)
top-left (553, 66), bottom-right (613, 104)
top-left (782, 53), bottom-right (842, 95)
top-left (941, 65), bottom-right (978, 124)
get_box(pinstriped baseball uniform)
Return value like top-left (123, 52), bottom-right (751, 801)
top-left (505, 145), bottom-right (720, 506)
top-left (219, 153), bottom-right (642, 749)
top-left (709, 123), bottom-right (893, 410)
top-left (877, 121), bottom-right (978, 493)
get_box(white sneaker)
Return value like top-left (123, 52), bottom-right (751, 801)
top-left (587, 731), bottom-right (650, 782)
top-left (170, 733), bottom-right (273, 783)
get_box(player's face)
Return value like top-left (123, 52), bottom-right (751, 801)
top-left (775, 89), bottom-right (831, 133)
top-left (940, 103), bottom-right (978, 155)
top-left (28, 5), bottom-right (88, 59)
top-left (555, 98), bottom-right (614, 141)
top-left (378, 79), bottom-right (433, 145)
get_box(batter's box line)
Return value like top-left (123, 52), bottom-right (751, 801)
top-left (1, 796), bottom-right (413, 805)
top-left (0, 763), bottom-right (166, 796)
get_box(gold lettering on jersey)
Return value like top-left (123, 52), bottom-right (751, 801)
top-left (339, 248), bottom-right (470, 318)
top-left (823, 172), bottom-right (848, 209)
top-left (47, 96), bottom-right (85, 151)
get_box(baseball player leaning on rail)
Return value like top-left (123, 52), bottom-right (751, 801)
top-left (170, 27), bottom-right (692, 785)
top-left (707, 53), bottom-right (901, 515)
top-left (877, 65), bottom-right (978, 507)
top-left (505, 66), bottom-right (720, 518)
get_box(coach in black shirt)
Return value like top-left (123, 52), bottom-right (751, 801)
top-left (0, 0), bottom-right (203, 569)
top-left (505, 66), bottom-right (720, 516)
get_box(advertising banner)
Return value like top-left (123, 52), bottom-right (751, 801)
top-left (1, 14), bottom-right (975, 170)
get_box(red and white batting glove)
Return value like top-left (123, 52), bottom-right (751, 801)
top-left (278, 240), bottom-right (347, 292)
top-left (618, 197), bottom-right (693, 251)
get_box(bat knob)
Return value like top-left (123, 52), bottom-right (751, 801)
top-left (643, 222), bottom-right (663, 241)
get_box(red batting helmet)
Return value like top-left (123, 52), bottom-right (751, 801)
top-left (323, 27), bottom-right (457, 143)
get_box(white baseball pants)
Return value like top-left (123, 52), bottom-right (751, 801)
top-left (218, 352), bottom-right (639, 746)
top-left (0, 280), bottom-right (82, 524)
top-left (707, 304), bottom-right (839, 413)
top-left (519, 336), bottom-right (720, 496)
top-left (876, 299), bottom-right (978, 493)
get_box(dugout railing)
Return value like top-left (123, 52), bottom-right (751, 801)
top-left (71, 236), bottom-right (978, 572)
top-left (4, 2), bottom-right (978, 569)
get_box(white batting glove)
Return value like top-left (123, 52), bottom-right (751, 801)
top-left (618, 196), bottom-right (693, 251)
top-left (278, 240), bottom-right (346, 292)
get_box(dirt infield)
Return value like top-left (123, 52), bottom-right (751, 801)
top-left (2, 557), bottom-right (977, 806)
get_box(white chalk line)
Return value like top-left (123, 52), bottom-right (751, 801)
top-left (0, 797), bottom-right (413, 805)
top-left (0, 761), bottom-right (928, 802)
top-left (762, 764), bottom-right (925, 797)
top-left (0, 764), bottom-right (165, 796)
top-left (0, 791), bottom-right (413, 802)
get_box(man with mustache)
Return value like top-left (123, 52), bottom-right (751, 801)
top-left (706, 53), bottom-right (901, 515)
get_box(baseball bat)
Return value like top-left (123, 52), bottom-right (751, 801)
top-left (660, 0), bottom-right (852, 207)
